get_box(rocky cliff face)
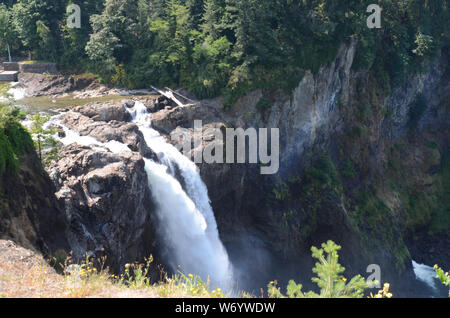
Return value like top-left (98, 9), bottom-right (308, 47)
top-left (48, 144), bottom-right (156, 272)
top-left (46, 103), bottom-right (160, 272)
top-left (1, 98), bottom-right (163, 274)
top-left (0, 149), bottom-right (68, 257)
top-left (210, 43), bottom-right (449, 296)
top-left (146, 39), bottom-right (449, 296)
top-left (4, 38), bottom-right (447, 297)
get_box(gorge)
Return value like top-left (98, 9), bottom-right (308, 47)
top-left (0, 39), bottom-right (449, 298)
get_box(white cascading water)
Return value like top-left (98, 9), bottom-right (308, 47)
top-left (0, 82), bottom-right (25, 102)
top-left (412, 260), bottom-right (439, 290)
top-left (48, 102), bottom-right (233, 290)
top-left (127, 102), bottom-right (232, 289)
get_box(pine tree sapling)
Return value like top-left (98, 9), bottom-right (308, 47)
top-left (29, 112), bottom-right (59, 165)
top-left (268, 240), bottom-right (370, 298)
top-left (434, 265), bottom-right (450, 297)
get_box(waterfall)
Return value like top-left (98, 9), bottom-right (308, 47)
top-left (49, 102), bottom-right (233, 290)
top-left (127, 102), bottom-right (233, 289)
top-left (412, 261), bottom-right (439, 290)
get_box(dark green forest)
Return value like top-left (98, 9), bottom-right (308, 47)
top-left (0, 0), bottom-right (449, 105)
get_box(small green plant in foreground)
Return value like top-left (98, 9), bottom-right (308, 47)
top-left (268, 240), bottom-right (380, 298)
top-left (59, 253), bottom-right (226, 298)
top-left (50, 241), bottom-right (396, 298)
top-left (0, 83), bottom-right (11, 99)
top-left (160, 273), bottom-right (225, 298)
top-left (29, 112), bottom-right (60, 165)
top-left (368, 283), bottom-right (393, 298)
top-left (434, 265), bottom-right (450, 297)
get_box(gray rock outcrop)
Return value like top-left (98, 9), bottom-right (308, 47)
top-left (48, 144), bottom-right (156, 271)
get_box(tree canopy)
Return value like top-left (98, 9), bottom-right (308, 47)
top-left (1, 0), bottom-right (448, 105)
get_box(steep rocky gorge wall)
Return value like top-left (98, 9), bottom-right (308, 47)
top-left (1, 38), bottom-right (447, 296)
top-left (2, 99), bottom-right (161, 275)
top-left (0, 149), bottom-right (68, 257)
top-left (46, 102), bottom-right (161, 273)
top-left (170, 39), bottom-right (450, 295)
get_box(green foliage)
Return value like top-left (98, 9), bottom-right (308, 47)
top-left (121, 257), bottom-right (154, 289)
top-left (29, 112), bottom-right (60, 165)
top-left (0, 103), bottom-right (34, 178)
top-left (413, 32), bottom-right (435, 58)
top-left (351, 189), bottom-right (410, 272)
top-left (268, 241), bottom-right (368, 298)
top-left (354, 191), bottom-right (391, 228)
top-left (0, 132), bottom-right (17, 176)
top-left (0, 83), bottom-right (12, 99)
top-left (256, 97), bottom-right (272, 112)
top-left (434, 265), bottom-right (450, 297)
top-left (272, 180), bottom-right (290, 201)
top-left (35, 20), bottom-right (55, 61)
top-left (304, 154), bottom-right (341, 194)
top-left (347, 124), bottom-right (364, 139)
top-left (10, 0), bottom-right (64, 60)
top-left (2, 0), bottom-right (449, 106)
top-left (110, 64), bottom-right (130, 88)
top-left (0, 3), bottom-right (16, 57)
top-left (5, 0), bottom-right (450, 107)
top-left (278, 153), bottom-right (342, 240)
top-left (356, 102), bottom-right (373, 124)
top-left (339, 158), bottom-right (357, 179)
top-left (386, 142), bottom-right (450, 236)
top-left (310, 241), bottom-right (368, 298)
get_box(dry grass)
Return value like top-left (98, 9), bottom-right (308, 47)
top-left (0, 240), bottom-right (226, 298)
top-left (0, 240), bottom-right (64, 298)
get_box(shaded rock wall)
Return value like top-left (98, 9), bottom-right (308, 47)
top-left (0, 151), bottom-right (68, 257)
top-left (48, 144), bottom-right (157, 272)
top-left (147, 39), bottom-right (449, 296)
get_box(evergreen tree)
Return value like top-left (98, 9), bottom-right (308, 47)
top-left (11, 0), bottom-right (64, 60)
top-left (0, 4), bottom-right (15, 59)
top-left (202, 0), bottom-right (222, 40)
top-left (85, 0), bottom-right (141, 81)
top-left (2, 0), bottom-right (448, 104)
top-left (267, 241), bottom-right (369, 298)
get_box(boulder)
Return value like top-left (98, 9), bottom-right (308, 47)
top-left (48, 144), bottom-right (156, 271)
top-left (72, 100), bottom-right (132, 122)
top-left (59, 111), bottom-right (156, 160)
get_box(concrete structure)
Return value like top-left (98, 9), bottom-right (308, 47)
top-left (0, 71), bottom-right (19, 82)
top-left (19, 62), bottom-right (58, 74)
top-left (3, 62), bottom-right (20, 72)
top-left (0, 61), bottom-right (58, 82)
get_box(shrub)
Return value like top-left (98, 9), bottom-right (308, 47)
top-left (268, 241), bottom-right (371, 298)
top-left (29, 112), bottom-right (60, 165)
top-left (0, 104), bottom-right (34, 177)
top-left (434, 265), bottom-right (450, 297)
top-left (256, 97), bottom-right (272, 112)
top-left (339, 159), bottom-right (357, 180)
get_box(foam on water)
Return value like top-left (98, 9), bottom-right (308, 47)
top-left (128, 101), bottom-right (233, 289)
top-left (47, 105), bottom-right (233, 290)
top-left (412, 260), bottom-right (438, 290)
top-left (47, 114), bottom-right (131, 154)
top-left (8, 82), bottom-right (26, 100)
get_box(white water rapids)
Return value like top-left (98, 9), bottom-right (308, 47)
top-left (129, 102), bottom-right (233, 289)
top-left (0, 82), bottom-right (26, 102)
top-left (412, 260), bottom-right (439, 291)
top-left (47, 102), bottom-right (233, 290)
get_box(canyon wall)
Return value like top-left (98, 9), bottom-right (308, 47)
top-left (2, 38), bottom-right (448, 297)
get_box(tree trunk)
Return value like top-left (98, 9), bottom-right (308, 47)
top-left (7, 44), bottom-right (11, 62)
